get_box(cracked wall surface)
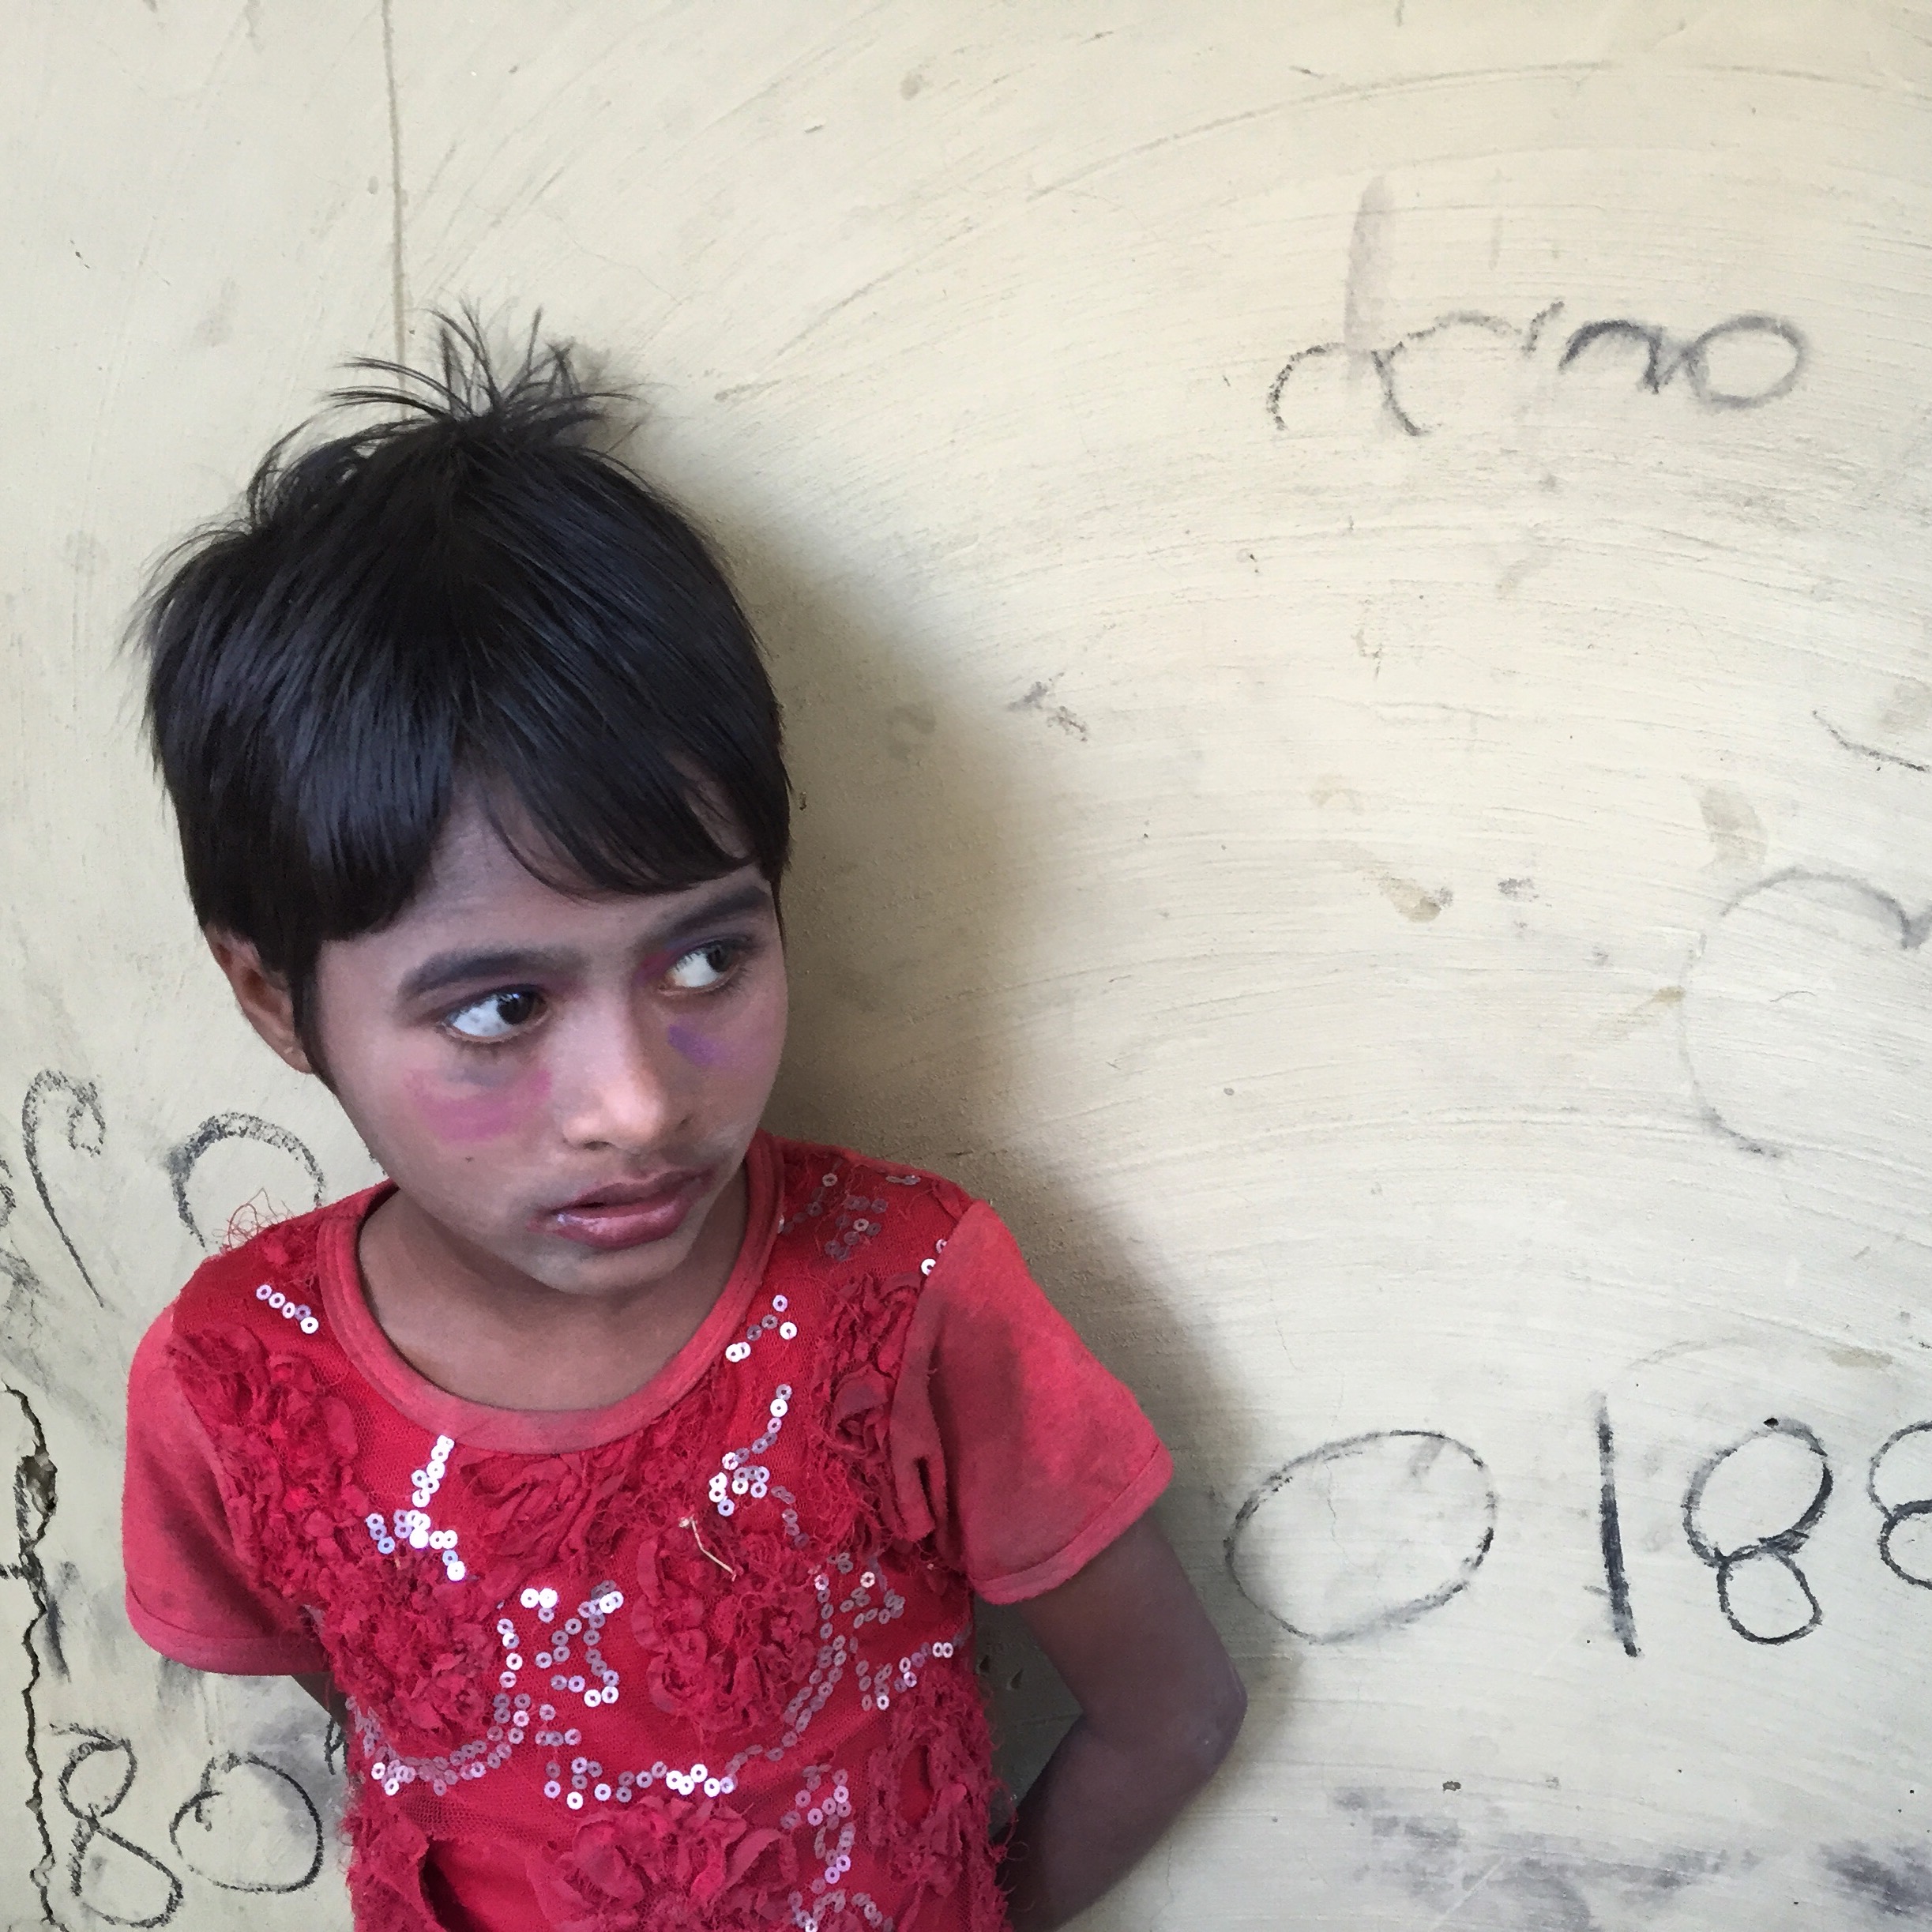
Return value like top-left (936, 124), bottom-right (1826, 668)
top-left (6, 3), bottom-right (1932, 1927)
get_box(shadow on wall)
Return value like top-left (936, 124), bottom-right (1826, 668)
top-left (709, 509), bottom-right (1287, 1796)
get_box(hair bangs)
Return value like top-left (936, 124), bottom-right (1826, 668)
top-left (137, 308), bottom-right (791, 1042)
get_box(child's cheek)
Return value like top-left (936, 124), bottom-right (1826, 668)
top-left (665, 1021), bottom-right (733, 1069)
top-left (667, 989), bottom-right (787, 1076)
top-left (403, 1063), bottom-right (551, 1145)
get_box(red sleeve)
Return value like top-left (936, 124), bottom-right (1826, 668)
top-left (889, 1201), bottom-right (1171, 1603)
top-left (122, 1305), bottom-right (329, 1675)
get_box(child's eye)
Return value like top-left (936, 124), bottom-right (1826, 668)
top-left (663, 942), bottom-right (742, 992)
top-left (444, 989), bottom-right (543, 1039)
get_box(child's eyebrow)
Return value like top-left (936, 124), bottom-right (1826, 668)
top-left (397, 945), bottom-right (581, 1006)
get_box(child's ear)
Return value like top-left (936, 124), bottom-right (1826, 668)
top-left (204, 930), bottom-right (316, 1076)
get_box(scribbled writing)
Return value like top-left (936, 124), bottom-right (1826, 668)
top-left (3, 1385), bottom-right (57, 1921)
top-left (1869, 1423), bottom-right (1932, 1591)
top-left (56, 1730), bottom-right (183, 1927)
top-left (164, 1111), bottom-right (327, 1251)
top-left (41, 1729), bottom-right (330, 1925)
top-left (1226, 1430), bottom-right (1498, 1644)
top-left (1681, 1419), bottom-right (1832, 1644)
top-left (0, 1071), bottom-right (335, 1923)
top-left (21, 1073), bottom-right (106, 1306)
top-left (170, 1752), bottom-right (325, 1895)
top-left (0, 1154), bottom-right (39, 1308)
top-left (1267, 302), bottom-right (1806, 435)
top-left (1596, 1399), bottom-right (1640, 1658)
top-left (1235, 1404), bottom-right (1932, 1655)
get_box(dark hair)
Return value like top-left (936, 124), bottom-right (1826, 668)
top-left (137, 313), bottom-right (789, 1043)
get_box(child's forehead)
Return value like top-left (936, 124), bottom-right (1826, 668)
top-left (424, 790), bottom-right (753, 911)
top-left (368, 799), bottom-right (770, 960)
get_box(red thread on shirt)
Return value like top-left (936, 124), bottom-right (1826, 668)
top-left (344, 1792), bottom-right (438, 1932)
top-left (866, 1663), bottom-right (1005, 1924)
top-left (532, 1791), bottom-right (799, 1930)
top-left (629, 1523), bottom-right (819, 1733)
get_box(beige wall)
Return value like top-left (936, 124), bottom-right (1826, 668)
top-left (6, 2), bottom-right (1932, 1925)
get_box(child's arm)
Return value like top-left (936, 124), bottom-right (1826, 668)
top-left (999, 1511), bottom-right (1246, 1931)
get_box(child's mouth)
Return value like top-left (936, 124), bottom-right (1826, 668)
top-left (538, 1170), bottom-right (710, 1250)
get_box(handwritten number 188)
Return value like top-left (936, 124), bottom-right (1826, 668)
top-left (1599, 1404), bottom-right (1932, 1652)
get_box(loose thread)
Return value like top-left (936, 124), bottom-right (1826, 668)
top-left (679, 1515), bottom-right (737, 1578)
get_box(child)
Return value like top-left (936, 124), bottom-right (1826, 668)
top-left (121, 318), bottom-right (1245, 1932)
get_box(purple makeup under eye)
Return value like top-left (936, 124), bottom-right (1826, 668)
top-left (665, 1021), bottom-right (731, 1069)
top-left (405, 1064), bottom-right (551, 1145)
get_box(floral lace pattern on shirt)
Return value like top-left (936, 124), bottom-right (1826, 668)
top-left (167, 1148), bottom-right (1006, 1932)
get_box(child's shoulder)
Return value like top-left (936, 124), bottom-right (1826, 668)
top-left (762, 1132), bottom-right (986, 1269)
top-left (159, 1184), bottom-right (377, 1334)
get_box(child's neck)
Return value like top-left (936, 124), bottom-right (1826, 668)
top-left (355, 1165), bottom-right (749, 1413)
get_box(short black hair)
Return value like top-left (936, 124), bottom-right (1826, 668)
top-left (138, 312), bottom-right (789, 1043)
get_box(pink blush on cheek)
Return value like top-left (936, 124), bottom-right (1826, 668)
top-left (404, 1065), bottom-right (551, 1145)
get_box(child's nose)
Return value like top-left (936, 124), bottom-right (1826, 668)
top-left (553, 1006), bottom-right (688, 1151)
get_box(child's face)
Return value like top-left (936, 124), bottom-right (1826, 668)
top-left (280, 797), bottom-right (786, 1299)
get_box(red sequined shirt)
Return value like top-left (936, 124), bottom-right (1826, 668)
top-left (122, 1133), bottom-right (1171, 1932)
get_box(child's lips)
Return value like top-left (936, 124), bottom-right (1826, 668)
top-left (538, 1170), bottom-right (710, 1250)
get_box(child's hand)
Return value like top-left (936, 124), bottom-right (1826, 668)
top-left (1000, 1514), bottom-right (1246, 1930)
